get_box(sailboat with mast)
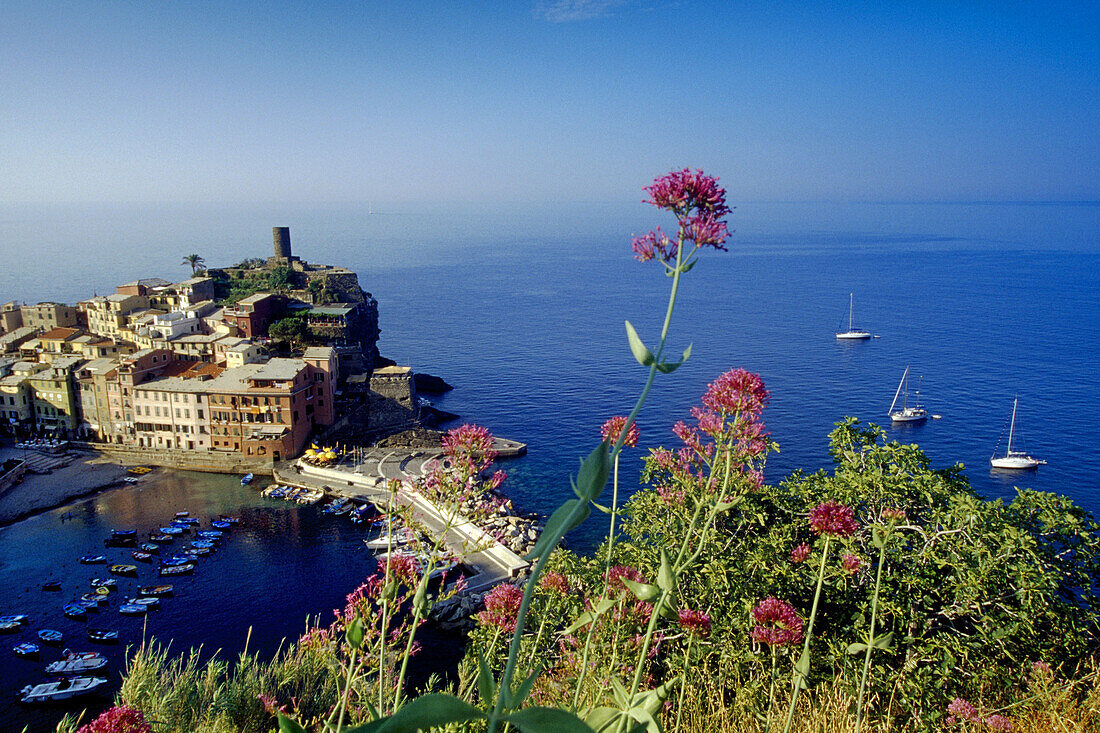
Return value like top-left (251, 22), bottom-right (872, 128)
top-left (836, 293), bottom-right (872, 340)
top-left (990, 397), bottom-right (1045, 469)
top-left (888, 366), bottom-right (928, 422)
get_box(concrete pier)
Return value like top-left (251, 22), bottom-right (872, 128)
top-left (272, 449), bottom-right (530, 592)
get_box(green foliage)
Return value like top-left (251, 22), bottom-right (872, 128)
top-left (269, 316), bottom-right (312, 347)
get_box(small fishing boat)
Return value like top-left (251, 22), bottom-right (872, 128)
top-left (119, 603), bottom-right (147, 616)
top-left (77, 599), bottom-right (100, 611)
top-left (218, 515), bottom-right (239, 525)
top-left (138, 543), bottom-right (160, 553)
top-left (159, 527), bottom-right (184, 535)
top-left (363, 529), bottom-right (412, 550)
top-left (126, 466), bottom-right (152, 475)
top-left (41, 580), bottom-right (62, 592)
top-left (132, 551), bottom-right (154, 563)
top-left (211, 519), bottom-right (232, 529)
top-left (183, 547), bottom-right (211, 557)
top-left (122, 476), bottom-right (140, 483)
top-left (37, 629), bottom-right (63, 645)
top-left (195, 530), bottom-right (223, 539)
top-left (0, 614), bottom-right (28, 626)
top-left (62, 604), bottom-right (87, 620)
top-left (173, 517), bottom-right (200, 526)
top-left (241, 473), bottom-right (254, 485)
top-left (86, 628), bottom-right (119, 643)
top-left (46, 651), bottom-right (108, 674)
top-left (126, 597), bottom-right (159, 609)
top-left (109, 564), bottom-right (137, 576)
top-left (190, 541), bottom-right (215, 550)
top-left (13, 642), bottom-right (40, 658)
top-left (20, 675), bottom-right (108, 703)
top-left (159, 563), bottom-right (195, 576)
top-left (90, 578), bottom-right (117, 589)
top-left (111, 529), bottom-right (137, 539)
top-left (80, 593), bottom-right (106, 605)
top-left (174, 511), bottom-right (189, 518)
top-left (79, 555), bottom-right (107, 565)
top-left (148, 534), bottom-right (174, 543)
top-left (137, 585), bottom-right (173, 597)
top-left (160, 556), bottom-right (190, 567)
top-left (0, 620), bottom-right (22, 633)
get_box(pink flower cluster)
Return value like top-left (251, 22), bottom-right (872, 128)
top-left (880, 506), bottom-right (907, 523)
top-left (790, 542), bottom-right (810, 563)
top-left (677, 608), bottom-right (712, 637)
top-left (606, 565), bottom-right (646, 596)
top-left (539, 571), bottom-right (570, 595)
top-left (600, 415), bottom-right (640, 448)
top-left (841, 553), bottom-right (862, 574)
top-left (77, 706), bottom-right (152, 733)
top-left (702, 368), bottom-right (769, 417)
top-left (442, 424), bottom-right (498, 474)
top-left (808, 502), bottom-right (859, 538)
top-left (750, 597), bottom-right (804, 648)
top-left (633, 169), bottom-right (731, 263)
top-left (476, 583), bottom-right (524, 633)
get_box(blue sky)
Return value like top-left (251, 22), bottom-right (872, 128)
top-left (1, 0), bottom-right (1096, 203)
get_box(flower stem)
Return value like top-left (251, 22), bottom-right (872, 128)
top-left (856, 531), bottom-right (889, 729)
top-left (674, 635), bottom-right (695, 732)
top-left (782, 535), bottom-right (832, 733)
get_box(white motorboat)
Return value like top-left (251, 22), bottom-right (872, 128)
top-left (364, 529), bottom-right (412, 550)
top-left (836, 293), bottom-right (872, 340)
top-left (991, 397), bottom-right (1045, 469)
top-left (46, 651), bottom-right (108, 674)
top-left (20, 676), bottom-right (108, 703)
top-left (888, 366), bottom-right (928, 423)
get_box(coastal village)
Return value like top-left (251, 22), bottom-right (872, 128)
top-left (0, 228), bottom-right (537, 610)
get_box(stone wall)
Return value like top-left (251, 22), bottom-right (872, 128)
top-left (83, 444), bottom-right (274, 475)
top-left (0, 459), bottom-right (27, 496)
top-left (366, 371), bottom-right (420, 431)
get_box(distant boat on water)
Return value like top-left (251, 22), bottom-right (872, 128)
top-left (889, 366), bottom-right (928, 423)
top-left (836, 293), bottom-right (872, 340)
top-left (991, 397), bottom-right (1045, 469)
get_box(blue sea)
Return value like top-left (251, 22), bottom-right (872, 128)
top-left (0, 199), bottom-right (1097, 727)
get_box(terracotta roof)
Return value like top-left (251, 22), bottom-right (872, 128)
top-left (38, 327), bottom-right (81, 341)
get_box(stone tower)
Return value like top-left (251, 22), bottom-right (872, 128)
top-left (268, 227), bottom-right (299, 268)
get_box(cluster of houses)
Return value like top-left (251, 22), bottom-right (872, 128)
top-left (0, 276), bottom-right (347, 461)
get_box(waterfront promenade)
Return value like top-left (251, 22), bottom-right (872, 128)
top-left (272, 441), bottom-right (531, 593)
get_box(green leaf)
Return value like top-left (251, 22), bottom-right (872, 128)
top-left (658, 595), bottom-right (678, 620)
top-left (656, 549), bottom-right (676, 593)
top-left (591, 501), bottom-right (613, 514)
top-left (508, 662), bottom-right (544, 709)
top-left (847, 642), bottom-right (868, 655)
top-left (345, 616), bottom-right (364, 649)
top-left (476, 650), bottom-right (496, 705)
top-left (575, 443), bottom-right (610, 503)
top-left (507, 706), bottom-right (595, 733)
top-left (277, 715), bottom-right (308, 733)
top-left (679, 259), bottom-right (697, 274)
top-left (585, 707), bottom-right (622, 732)
top-left (413, 579), bottom-right (429, 616)
top-left (563, 610), bottom-right (595, 635)
top-left (715, 496), bottom-right (742, 514)
top-left (362, 693), bottom-right (485, 733)
top-left (620, 578), bottom-right (659, 602)
top-left (625, 320), bottom-right (655, 367)
top-left (795, 648), bottom-right (811, 679)
top-left (525, 499), bottom-right (590, 560)
top-left (655, 359), bottom-right (684, 374)
top-left (610, 676), bottom-right (630, 706)
top-left (872, 527), bottom-right (885, 550)
top-left (873, 632), bottom-right (895, 650)
top-left (594, 597), bottom-right (616, 615)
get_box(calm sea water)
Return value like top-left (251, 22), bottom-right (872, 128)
top-left (0, 200), bottom-right (1097, 727)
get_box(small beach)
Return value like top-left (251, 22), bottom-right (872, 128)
top-left (0, 445), bottom-right (130, 526)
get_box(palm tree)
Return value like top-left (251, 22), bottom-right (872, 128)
top-left (182, 254), bottom-right (206, 276)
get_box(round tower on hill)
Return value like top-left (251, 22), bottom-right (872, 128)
top-left (273, 227), bottom-right (292, 259)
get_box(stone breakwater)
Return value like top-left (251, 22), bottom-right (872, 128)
top-left (430, 492), bottom-right (542, 631)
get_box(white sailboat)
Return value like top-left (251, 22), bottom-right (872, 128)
top-left (836, 293), bottom-right (872, 339)
top-left (888, 366), bottom-right (928, 422)
top-left (990, 397), bottom-right (1045, 469)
